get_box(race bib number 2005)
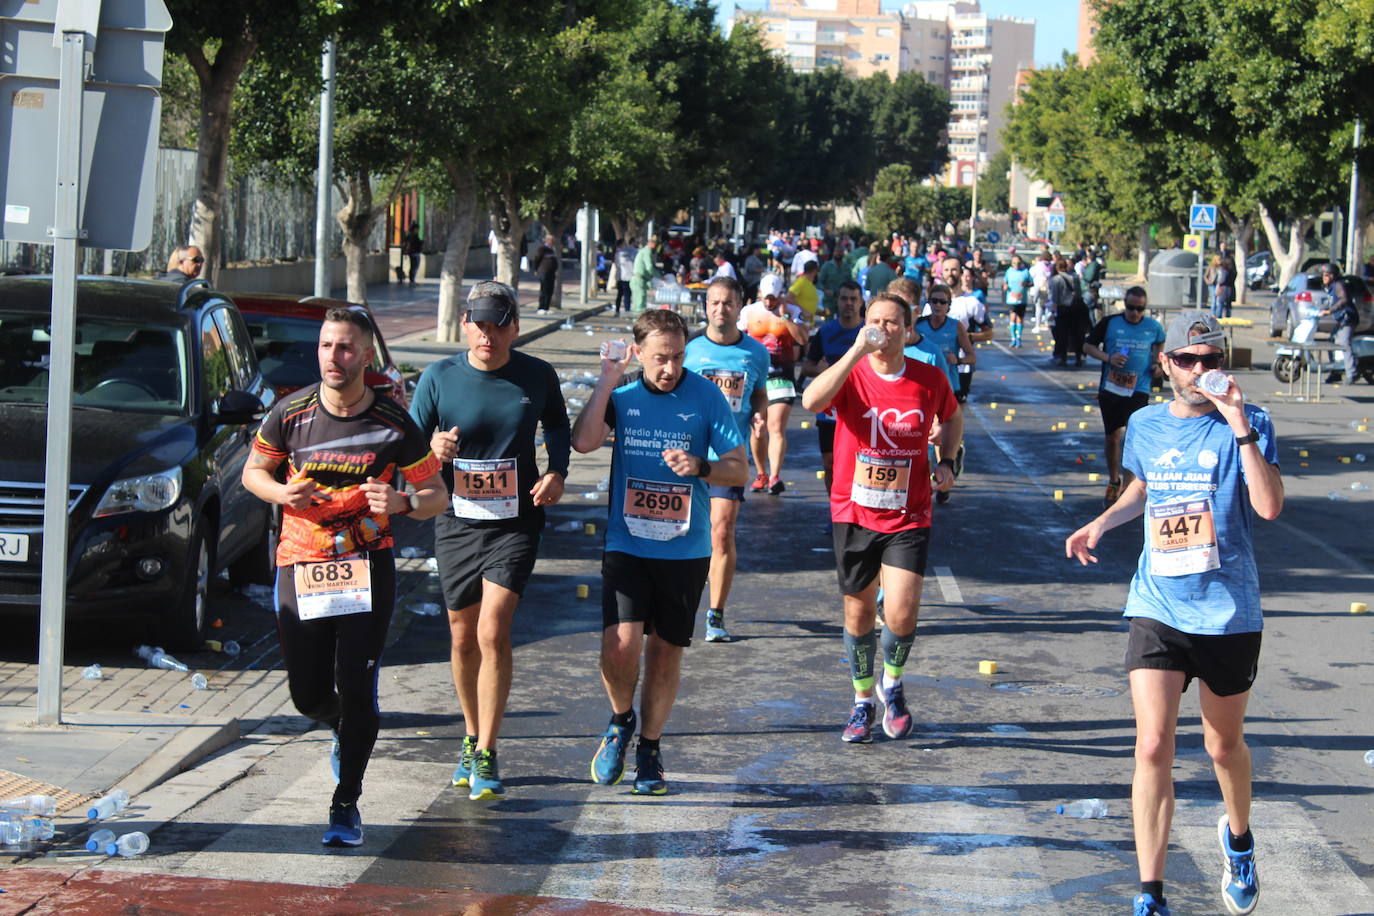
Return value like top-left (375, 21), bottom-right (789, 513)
top-left (294, 559), bottom-right (372, 620)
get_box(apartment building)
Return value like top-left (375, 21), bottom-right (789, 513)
top-left (733, 0), bottom-right (1035, 187)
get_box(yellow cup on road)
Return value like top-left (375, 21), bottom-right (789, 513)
top-left (979, 660), bottom-right (999, 675)
top-left (576, 584), bottom-right (589, 599)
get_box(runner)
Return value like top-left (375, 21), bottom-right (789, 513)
top-left (241, 308), bottom-right (447, 847)
top-left (1065, 311), bottom-right (1282, 916)
top-left (1082, 286), bottom-right (1164, 508)
top-left (739, 273), bottom-right (808, 495)
top-left (801, 280), bottom-right (864, 493)
top-left (789, 259), bottom-right (822, 325)
top-left (684, 276), bottom-right (770, 642)
top-left (408, 281), bottom-right (571, 801)
top-left (571, 309), bottom-right (748, 795)
top-left (915, 284), bottom-right (973, 503)
top-left (801, 292), bottom-right (963, 744)
top-left (946, 258), bottom-right (993, 404)
top-left (1002, 254), bottom-right (1032, 348)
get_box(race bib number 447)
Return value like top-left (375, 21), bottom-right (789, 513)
top-left (294, 559), bottom-right (372, 620)
top-left (623, 477), bottom-right (692, 541)
top-left (1148, 499), bottom-right (1220, 577)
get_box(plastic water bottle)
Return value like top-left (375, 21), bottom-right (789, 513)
top-left (0, 814), bottom-right (53, 845)
top-left (2, 794), bottom-right (57, 816)
top-left (555, 520), bottom-right (582, 532)
top-left (88, 789), bottom-right (130, 820)
top-left (221, 640), bottom-right (241, 658)
top-left (596, 476), bottom-right (610, 492)
top-left (1364, 749), bottom-right (1374, 767)
top-left (600, 339), bottom-right (628, 361)
top-left (864, 327), bottom-right (886, 347)
top-left (134, 645), bottom-right (189, 673)
top-left (191, 672), bottom-right (209, 690)
top-left (1199, 369), bottom-right (1231, 397)
top-left (81, 663), bottom-right (103, 680)
top-left (113, 831), bottom-right (150, 857)
top-left (1057, 798), bottom-right (1108, 818)
top-left (399, 546), bottom-right (424, 558)
top-left (86, 828), bottom-right (116, 853)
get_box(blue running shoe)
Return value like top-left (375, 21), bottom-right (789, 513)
top-left (329, 732), bottom-right (340, 784)
top-left (469, 748), bottom-right (505, 800)
top-left (322, 802), bottom-right (363, 847)
top-left (451, 735), bottom-right (476, 788)
top-left (1132, 892), bottom-right (1170, 916)
top-left (704, 611), bottom-right (731, 643)
top-left (878, 679), bottom-right (914, 740)
top-left (591, 714), bottom-right (635, 785)
top-left (841, 702), bottom-right (875, 743)
top-left (1217, 814), bottom-right (1259, 915)
top-left (631, 741), bottom-right (667, 796)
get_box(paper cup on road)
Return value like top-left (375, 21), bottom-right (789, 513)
top-left (816, 470), bottom-right (826, 479)
top-left (990, 402), bottom-right (999, 409)
top-left (1007, 408), bottom-right (1016, 415)
top-left (1053, 490), bottom-right (1064, 501)
top-left (1351, 602), bottom-right (1369, 615)
top-left (576, 584), bottom-right (589, 599)
top-left (1089, 473), bottom-right (1099, 482)
top-left (584, 522), bottom-right (596, 536)
top-left (1083, 405), bottom-right (1093, 413)
top-left (979, 660), bottom-right (998, 675)
top-left (1004, 415), bottom-right (1013, 422)
top-left (800, 421), bottom-right (810, 429)
top-left (1298, 450), bottom-right (1309, 457)
top-left (1087, 453), bottom-right (1097, 461)
top-left (1079, 421), bottom-right (1089, 429)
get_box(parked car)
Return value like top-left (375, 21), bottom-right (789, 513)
top-left (1268, 270), bottom-right (1373, 338)
top-left (0, 276), bottom-right (276, 649)
top-left (1244, 251), bottom-right (1273, 289)
top-left (230, 294), bottom-right (407, 407)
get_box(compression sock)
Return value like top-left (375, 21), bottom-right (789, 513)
top-left (638, 735), bottom-right (660, 753)
top-left (1228, 828), bottom-right (1253, 852)
top-left (1140, 881), bottom-right (1165, 903)
top-left (843, 628), bottom-right (877, 693)
top-left (881, 626), bottom-right (915, 684)
top-left (611, 708), bottom-right (636, 729)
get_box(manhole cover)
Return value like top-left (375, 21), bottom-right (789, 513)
top-left (0, 769), bottom-right (90, 814)
top-left (992, 681), bottom-right (1120, 698)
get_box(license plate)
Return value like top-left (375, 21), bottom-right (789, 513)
top-left (0, 532), bottom-right (29, 562)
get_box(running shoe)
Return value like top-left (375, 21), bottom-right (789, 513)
top-left (322, 802), bottom-right (363, 847)
top-left (631, 741), bottom-right (668, 796)
top-left (877, 679), bottom-right (914, 740)
top-left (1104, 479), bottom-right (1122, 510)
top-left (749, 473), bottom-right (768, 492)
top-left (1132, 893), bottom-right (1171, 916)
top-left (329, 732), bottom-right (341, 784)
top-left (840, 702), bottom-right (875, 743)
top-left (451, 735), bottom-right (477, 787)
top-left (591, 714), bottom-right (635, 785)
top-left (1217, 814), bottom-right (1259, 915)
top-left (768, 476), bottom-right (786, 495)
top-left (704, 611), bottom-right (731, 643)
top-left (469, 748), bottom-right (505, 800)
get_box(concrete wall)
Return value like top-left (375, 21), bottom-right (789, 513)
top-left (214, 254), bottom-right (391, 296)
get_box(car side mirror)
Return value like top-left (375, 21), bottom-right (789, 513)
top-left (214, 389), bottom-right (266, 426)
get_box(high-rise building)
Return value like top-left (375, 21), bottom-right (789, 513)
top-left (1077, 0), bottom-right (1100, 64)
top-left (733, 0), bottom-right (1035, 187)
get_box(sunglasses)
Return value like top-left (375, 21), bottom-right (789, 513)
top-left (1168, 352), bottom-right (1225, 370)
top-left (1125, 304), bottom-right (1146, 312)
top-left (185, 257), bottom-right (205, 264)
top-left (928, 297), bottom-right (950, 305)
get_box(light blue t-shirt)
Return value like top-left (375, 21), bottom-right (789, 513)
top-left (1004, 266), bottom-right (1031, 305)
top-left (903, 337), bottom-right (951, 377)
top-left (1087, 314), bottom-right (1166, 396)
top-left (914, 315), bottom-right (961, 392)
top-left (1122, 402), bottom-right (1279, 635)
top-left (684, 332), bottom-right (769, 452)
top-left (605, 371), bottom-right (743, 559)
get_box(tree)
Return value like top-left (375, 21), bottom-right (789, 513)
top-left (978, 149), bottom-right (1011, 215)
top-left (863, 165), bottom-right (936, 238)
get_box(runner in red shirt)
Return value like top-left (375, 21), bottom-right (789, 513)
top-left (802, 292), bottom-right (963, 744)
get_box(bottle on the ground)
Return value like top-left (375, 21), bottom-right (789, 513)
top-left (81, 663), bottom-right (103, 680)
top-left (191, 672), bottom-right (209, 690)
top-left (1364, 749), bottom-right (1374, 767)
top-left (87, 789), bottom-right (130, 821)
top-left (1, 794), bottom-right (57, 816)
top-left (0, 813), bottom-right (54, 845)
top-left (134, 645), bottom-right (189, 673)
top-left (1056, 798), bottom-right (1109, 818)
top-left (113, 831), bottom-right (150, 857)
top-left (222, 640), bottom-right (240, 657)
top-left (86, 828), bottom-right (116, 853)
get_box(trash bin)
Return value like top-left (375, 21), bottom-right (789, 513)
top-left (1147, 249), bottom-right (1199, 308)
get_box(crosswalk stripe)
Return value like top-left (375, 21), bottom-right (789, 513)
top-left (933, 565), bottom-right (963, 604)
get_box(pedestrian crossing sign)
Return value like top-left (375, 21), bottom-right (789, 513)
top-left (1047, 212), bottom-right (1066, 232)
top-left (1189, 204), bottom-right (1217, 232)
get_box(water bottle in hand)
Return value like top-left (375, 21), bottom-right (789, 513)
top-left (864, 327), bottom-right (886, 347)
top-left (600, 339), bottom-right (628, 362)
top-left (113, 831), bottom-right (150, 857)
top-left (1056, 798), bottom-right (1108, 818)
top-left (86, 828), bottom-right (116, 853)
top-left (88, 789), bottom-right (130, 820)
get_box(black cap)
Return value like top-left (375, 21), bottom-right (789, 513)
top-left (465, 295), bottom-right (517, 327)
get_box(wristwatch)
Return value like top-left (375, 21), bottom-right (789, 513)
top-left (697, 457), bottom-right (713, 478)
top-left (1235, 430), bottom-right (1260, 446)
top-left (395, 492), bottom-right (419, 515)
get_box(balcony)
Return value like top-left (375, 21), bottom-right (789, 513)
top-left (949, 75), bottom-right (988, 92)
top-left (951, 53), bottom-right (992, 71)
top-left (947, 120), bottom-right (983, 138)
top-left (816, 29), bottom-right (846, 45)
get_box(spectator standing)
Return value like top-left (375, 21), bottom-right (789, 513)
top-left (160, 246), bottom-right (204, 283)
top-left (630, 237), bottom-right (660, 313)
top-left (402, 221), bottom-right (424, 285)
top-left (531, 234), bottom-right (560, 314)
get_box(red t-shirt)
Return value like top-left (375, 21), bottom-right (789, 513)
top-left (829, 357), bottom-right (959, 531)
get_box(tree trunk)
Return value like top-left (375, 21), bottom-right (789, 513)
top-left (184, 37), bottom-right (259, 278)
top-left (542, 205), bottom-right (577, 311)
top-left (436, 154), bottom-right (479, 343)
top-left (489, 180), bottom-right (529, 294)
top-left (1231, 217), bottom-right (1254, 306)
top-left (335, 171), bottom-right (380, 304)
top-left (1258, 203), bottom-right (1311, 291)
top-left (1136, 224), bottom-right (1151, 279)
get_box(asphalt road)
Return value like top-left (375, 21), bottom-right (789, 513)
top-left (6, 308), bottom-right (1374, 915)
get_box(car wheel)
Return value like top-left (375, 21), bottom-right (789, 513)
top-left (1272, 354), bottom-right (1303, 384)
top-left (164, 520), bottom-right (214, 651)
top-left (1284, 311), bottom-right (1296, 339)
top-left (229, 505), bottom-right (278, 588)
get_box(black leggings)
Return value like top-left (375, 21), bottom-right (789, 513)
top-left (274, 549), bottom-right (395, 807)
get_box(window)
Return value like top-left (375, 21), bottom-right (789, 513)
top-left (873, 53), bottom-right (891, 62)
top-left (928, 70), bottom-right (939, 81)
top-left (877, 27), bottom-right (893, 37)
top-left (200, 314), bottom-right (234, 407)
top-left (213, 307), bottom-right (256, 391)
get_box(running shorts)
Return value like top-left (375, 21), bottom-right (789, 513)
top-left (832, 523), bottom-right (930, 595)
top-left (601, 551), bottom-right (709, 647)
top-left (817, 419), bottom-right (836, 454)
top-left (1098, 390), bottom-right (1149, 435)
top-left (1124, 616), bottom-right (1261, 697)
top-left (434, 514), bottom-right (541, 610)
top-left (708, 484), bottom-right (746, 502)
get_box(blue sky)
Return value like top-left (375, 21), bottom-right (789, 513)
top-left (720, 1), bottom-right (1080, 69)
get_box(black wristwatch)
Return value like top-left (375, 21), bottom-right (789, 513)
top-left (697, 456), bottom-right (712, 478)
top-left (1235, 429), bottom-right (1260, 446)
top-left (938, 457), bottom-right (957, 475)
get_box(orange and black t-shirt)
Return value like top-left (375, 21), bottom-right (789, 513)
top-left (252, 384), bottom-right (441, 565)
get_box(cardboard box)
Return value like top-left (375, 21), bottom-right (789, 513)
top-left (1229, 346), bottom-right (1252, 369)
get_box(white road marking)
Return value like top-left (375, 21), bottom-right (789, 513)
top-left (933, 565), bottom-right (963, 604)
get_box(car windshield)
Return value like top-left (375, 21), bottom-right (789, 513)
top-left (0, 313), bottom-right (188, 414)
top-left (242, 314), bottom-right (386, 390)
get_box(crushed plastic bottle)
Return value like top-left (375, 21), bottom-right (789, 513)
top-left (1056, 798), bottom-right (1108, 818)
top-left (112, 831), bottom-right (150, 857)
top-left (0, 813), bottom-right (53, 846)
top-left (399, 546), bottom-right (425, 558)
top-left (86, 827), bottom-right (115, 853)
top-left (1356, 454), bottom-right (1367, 463)
top-left (88, 789), bottom-right (130, 821)
top-left (1, 794), bottom-right (57, 816)
top-left (596, 476), bottom-right (610, 492)
top-left (135, 645), bottom-right (189, 673)
top-left (407, 602), bottom-right (441, 616)
top-left (561, 319), bottom-right (575, 330)
top-left (1352, 482), bottom-right (1370, 492)
top-left (191, 673), bottom-right (209, 690)
top-left (1327, 491), bottom-right (1347, 501)
top-left (221, 640), bottom-right (240, 658)
top-left (239, 584), bottom-right (274, 609)
top-left (582, 491), bottom-right (599, 499)
top-left (81, 663), bottom-right (103, 680)
top-left (554, 520), bottom-right (582, 532)
top-left (425, 557), bottom-right (438, 572)
top-left (1364, 749), bottom-right (1374, 767)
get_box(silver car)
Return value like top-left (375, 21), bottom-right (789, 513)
top-left (1269, 271), bottom-right (1372, 338)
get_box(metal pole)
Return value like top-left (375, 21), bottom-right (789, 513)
top-left (1348, 118), bottom-right (1363, 273)
top-left (1192, 191), bottom-right (1204, 310)
top-left (313, 38), bottom-right (336, 298)
top-left (578, 206), bottom-right (589, 306)
top-left (37, 29), bottom-right (89, 725)
top-left (970, 159), bottom-right (979, 247)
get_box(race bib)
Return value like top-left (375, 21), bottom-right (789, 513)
top-left (1148, 499), bottom-right (1220, 577)
top-left (701, 369), bottom-right (745, 412)
top-left (851, 453), bottom-right (912, 511)
top-left (294, 559), bottom-right (372, 620)
top-left (452, 457), bottom-right (518, 520)
top-left (623, 477), bottom-right (692, 541)
top-left (1103, 368), bottom-right (1138, 398)
top-left (765, 375), bottom-right (796, 401)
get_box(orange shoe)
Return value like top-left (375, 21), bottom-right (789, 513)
top-left (749, 473), bottom-right (768, 492)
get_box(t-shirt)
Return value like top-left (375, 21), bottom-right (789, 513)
top-left (604, 371), bottom-right (743, 559)
top-left (789, 275), bottom-right (820, 323)
top-left (684, 332), bottom-right (770, 450)
top-left (903, 255), bottom-right (929, 285)
top-left (1122, 403), bottom-right (1279, 635)
top-left (903, 336), bottom-right (951, 377)
top-left (253, 385), bottom-right (441, 565)
top-left (829, 357), bottom-right (960, 532)
top-left (914, 315), bottom-right (961, 392)
top-left (948, 294), bottom-right (987, 376)
top-left (738, 301), bottom-right (805, 368)
top-left (1004, 267), bottom-right (1031, 305)
top-left (806, 319), bottom-right (863, 424)
top-left (409, 350), bottom-right (570, 527)
top-left (1086, 314), bottom-right (1166, 397)
top-left (865, 261), bottom-right (898, 296)
top-left (790, 248), bottom-right (818, 277)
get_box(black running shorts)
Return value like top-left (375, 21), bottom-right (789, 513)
top-left (434, 514), bottom-right (541, 611)
top-left (1124, 616), bottom-right (1261, 697)
top-left (817, 419), bottom-right (836, 454)
top-left (601, 551), bottom-right (709, 647)
top-left (1098, 390), bottom-right (1149, 435)
top-left (832, 523), bottom-right (930, 595)
top-left (708, 484), bottom-right (746, 502)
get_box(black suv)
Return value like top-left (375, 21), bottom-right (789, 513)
top-left (0, 277), bottom-right (276, 648)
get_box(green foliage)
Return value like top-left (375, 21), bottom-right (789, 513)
top-left (864, 165), bottom-right (935, 237)
top-left (978, 149), bottom-right (1011, 214)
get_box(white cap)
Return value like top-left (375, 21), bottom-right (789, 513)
top-left (758, 274), bottom-right (784, 298)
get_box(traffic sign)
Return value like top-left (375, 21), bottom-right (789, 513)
top-left (1047, 212), bottom-right (1066, 232)
top-left (1189, 203), bottom-right (1217, 232)
top-left (985, 230), bottom-right (1001, 244)
top-left (1048, 195), bottom-right (1065, 212)
top-left (1183, 234), bottom-right (1203, 254)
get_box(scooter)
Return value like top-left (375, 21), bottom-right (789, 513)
top-left (1274, 309), bottom-right (1374, 384)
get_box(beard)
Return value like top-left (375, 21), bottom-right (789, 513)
top-left (1168, 372), bottom-right (1209, 406)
